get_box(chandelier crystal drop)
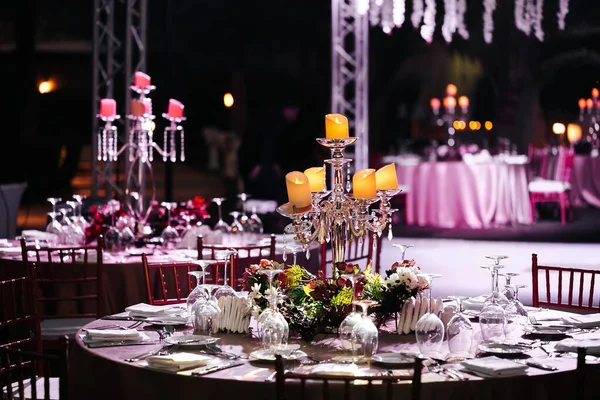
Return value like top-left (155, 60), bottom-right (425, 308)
top-left (441, 0), bottom-right (458, 43)
top-left (392, 0), bottom-right (406, 27)
top-left (420, 0), bottom-right (437, 43)
top-left (411, 0), bottom-right (424, 29)
top-left (483, 0), bottom-right (497, 44)
top-left (557, 0), bottom-right (569, 30)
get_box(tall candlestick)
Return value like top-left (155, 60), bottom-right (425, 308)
top-left (285, 171), bottom-right (312, 212)
top-left (168, 99), bottom-right (185, 119)
top-left (352, 168), bottom-right (377, 199)
top-left (304, 167), bottom-right (325, 192)
top-left (325, 114), bottom-right (349, 139)
top-left (375, 163), bottom-right (398, 190)
top-left (134, 71), bottom-right (151, 88)
top-left (100, 98), bottom-right (116, 117)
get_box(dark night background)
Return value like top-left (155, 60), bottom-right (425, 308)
top-left (1, 0), bottom-right (599, 202)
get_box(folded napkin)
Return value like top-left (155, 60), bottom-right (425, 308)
top-left (401, 298), bottom-right (415, 334)
top-left (460, 356), bottom-right (528, 377)
top-left (566, 314), bottom-right (600, 328)
top-left (214, 296), bottom-right (252, 333)
top-left (462, 295), bottom-right (487, 312)
top-left (310, 363), bottom-right (359, 376)
top-left (410, 297), bottom-right (423, 331)
top-left (84, 328), bottom-right (143, 342)
top-left (555, 338), bottom-right (600, 355)
top-left (125, 303), bottom-right (184, 317)
top-left (146, 352), bottom-right (212, 372)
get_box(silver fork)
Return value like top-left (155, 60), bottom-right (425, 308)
top-left (125, 344), bottom-right (178, 362)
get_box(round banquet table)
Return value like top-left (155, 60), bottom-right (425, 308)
top-left (571, 155), bottom-right (600, 208)
top-left (395, 161), bottom-right (532, 229)
top-left (69, 314), bottom-right (597, 400)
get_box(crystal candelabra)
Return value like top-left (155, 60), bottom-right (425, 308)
top-left (277, 137), bottom-right (400, 269)
top-left (430, 84), bottom-right (469, 148)
top-left (96, 83), bottom-right (186, 225)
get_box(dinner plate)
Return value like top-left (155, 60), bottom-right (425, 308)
top-left (523, 324), bottom-right (574, 336)
top-left (164, 335), bottom-right (219, 347)
top-left (249, 345), bottom-right (306, 362)
top-left (478, 342), bottom-right (530, 355)
top-left (126, 248), bottom-right (154, 256)
top-left (144, 316), bottom-right (188, 326)
top-left (371, 352), bottom-right (417, 367)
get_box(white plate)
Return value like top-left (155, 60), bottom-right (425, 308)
top-left (144, 316), bottom-right (188, 326)
top-left (249, 345), bottom-right (306, 362)
top-left (371, 352), bottom-right (417, 367)
top-left (164, 334), bottom-right (219, 347)
top-left (126, 248), bottom-right (153, 256)
top-left (523, 325), bottom-right (574, 336)
top-left (478, 342), bottom-right (530, 355)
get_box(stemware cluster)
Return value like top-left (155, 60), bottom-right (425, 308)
top-left (211, 194), bottom-right (264, 246)
top-left (44, 196), bottom-right (90, 245)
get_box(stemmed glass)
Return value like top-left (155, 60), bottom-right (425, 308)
top-left (247, 207), bottom-right (264, 241)
top-left (229, 211), bottom-right (244, 245)
top-left (186, 260), bottom-right (218, 321)
top-left (47, 197), bottom-right (62, 216)
top-left (45, 212), bottom-right (62, 245)
top-left (64, 202), bottom-right (87, 245)
top-left (160, 202), bottom-right (180, 248)
top-left (338, 273), bottom-right (365, 352)
top-left (72, 194), bottom-right (89, 229)
top-left (446, 296), bottom-right (473, 360)
top-left (479, 264), bottom-right (508, 343)
top-left (282, 242), bottom-right (303, 266)
top-left (392, 244), bottom-right (414, 262)
top-left (213, 249), bottom-right (238, 299)
top-left (190, 271), bottom-right (221, 336)
top-left (485, 255), bottom-right (508, 266)
top-left (415, 273), bottom-right (444, 357)
top-left (350, 299), bottom-right (379, 362)
top-left (499, 272), bottom-right (519, 301)
top-left (256, 268), bottom-right (289, 349)
top-left (504, 284), bottom-right (529, 338)
top-left (237, 193), bottom-right (250, 231)
top-left (211, 198), bottom-right (230, 233)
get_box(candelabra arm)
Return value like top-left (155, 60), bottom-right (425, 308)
top-left (114, 143), bottom-right (134, 158)
top-left (150, 141), bottom-right (177, 159)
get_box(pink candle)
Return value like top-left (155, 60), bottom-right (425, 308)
top-left (131, 99), bottom-right (151, 116)
top-left (167, 99), bottom-right (184, 118)
top-left (134, 71), bottom-right (151, 88)
top-left (100, 98), bottom-right (116, 117)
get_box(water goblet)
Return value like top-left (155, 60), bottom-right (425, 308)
top-left (228, 211), bottom-right (244, 245)
top-left (256, 268), bottom-right (285, 331)
top-left (485, 255), bottom-right (508, 266)
top-left (160, 202), bottom-right (180, 249)
top-left (237, 193), bottom-right (250, 229)
top-left (211, 197), bottom-right (231, 234)
top-left (192, 291), bottom-right (221, 336)
top-left (392, 244), bottom-right (414, 262)
top-left (259, 293), bottom-right (289, 350)
top-left (47, 197), bottom-right (62, 216)
top-left (247, 207), bottom-right (264, 241)
top-left (446, 296), bottom-right (473, 360)
top-left (415, 273), bottom-right (445, 357)
top-left (338, 273), bottom-right (365, 352)
top-left (350, 299), bottom-right (379, 362)
top-left (481, 265), bottom-right (510, 309)
top-left (499, 272), bottom-right (519, 301)
top-left (187, 270), bottom-right (210, 320)
top-left (213, 249), bottom-right (238, 299)
top-left (45, 212), bottom-right (63, 245)
top-left (59, 206), bottom-right (86, 246)
top-left (72, 194), bottom-right (89, 229)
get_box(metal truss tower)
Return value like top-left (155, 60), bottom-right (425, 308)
top-left (91, 0), bottom-right (147, 199)
top-left (331, 0), bottom-right (369, 172)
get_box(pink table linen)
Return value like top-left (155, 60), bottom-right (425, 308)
top-left (396, 162), bottom-right (532, 229)
top-left (570, 155), bottom-right (600, 208)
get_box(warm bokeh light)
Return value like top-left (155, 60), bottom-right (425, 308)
top-left (458, 96), bottom-right (469, 108)
top-left (593, 88), bottom-right (599, 99)
top-left (443, 96), bottom-right (456, 109)
top-left (446, 84), bottom-right (457, 96)
top-left (430, 97), bottom-right (441, 109)
top-left (223, 93), bottom-right (234, 108)
top-left (587, 98), bottom-right (593, 109)
top-left (484, 121), bottom-right (493, 130)
top-left (469, 121), bottom-right (476, 130)
top-left (38, 80), bottom-right (55, 94)
top-left (453, 120), bottom-right (460, 129)
top-left (567, 123), bottom-right (582, 143)
top-left (579, 98), bottom-right (586, 109)
top-left (552, 123), bottom-right (566, 135)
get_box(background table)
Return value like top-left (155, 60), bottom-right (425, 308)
top-left (69, 314), bottom-right (597, 400)
top-left (395, 161), bottom-right (532, 229)
top-left (571, 155), bottom-right (600, 208)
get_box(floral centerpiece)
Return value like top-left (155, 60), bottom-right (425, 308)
top-left (85, 200), bottom-right (127, 243)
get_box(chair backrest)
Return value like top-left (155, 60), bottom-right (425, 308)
top-left (141, 253), bottom-right (209, 305)
top-left (321, 233), bottom-right (382, 276)
top-left (275, 354), bottom-right (423, 400)
top-left (20, 237), bottom-right (104, 319)
top-left (0, 271), bottom-right (41, 352)
top-left (553, 146), bottom-right (575, 183)
top-left (197, 234), bottom-right (276, 290)
top-left (527, 144), bottom-right (549, 180)
top-left (531, 253), bottom-right (600, 311)
top-left (0, 336), bottom-right (69, 400)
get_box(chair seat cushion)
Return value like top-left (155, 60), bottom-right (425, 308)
top-left (40, 317), bottom-right (96, 339)
top-left (3, 377), bottom-right (60, 400)
top-left (528, 179), bottom-right (570, 193)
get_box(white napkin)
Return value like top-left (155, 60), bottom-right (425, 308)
top-left (146, 352), bottom-right (212, 372)
top-left (398, 299), bottom-right (410, 334)
top-left (402, 298), bottom-right (415, 334)
top-left (410, 296), bottom-right (422, 331)
top-left (311, 363), bottom-right (359, 376)
top-left (214, 296), bottom-right (252, 333)
top-left (460, 356), bottom-right (528, 377)
top-left (84, 329), bottom-right (143, 342)
top-left (462, 295), bottom-right (487, 312)
top-left (566, 314), bottom-right (600, 328)
top-left (555, 338), bottom-right (600, 355)
top-left (125, 303), bottom-right (183, 317)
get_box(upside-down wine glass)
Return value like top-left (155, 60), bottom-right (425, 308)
top-left (45, 212), bottom-right (62, 245)
top-left (392, 244), bottom-right (414, 262)
top-left (338, 273), bottom-right (365, 353)
top-left (160, 202), bottom-right (180, 249)
top-left (415, 273), bottom-right (445, 357)
top-left (72, 194), bottom-right (89, 229)
top-left (213, 249), bottom-right (238, 299)
top-left (257, 268), bottom-right (289, 349)
top-left (446, 296), bottom-right (473, 360)
top-left (479, 264), bottom-right (507, 343)
top-left (229, 211), bottom-right (244, 245)
top-left (190, 272), bottom-right (222, 336)
top-left (211, 197), bottom-right (230, 234)
top-left (186, 260), bottom-right (218, 321)
top-left (350, 299), bottom-right (379, 362)
top-left (499, 272), bottom-right (519, 301)
top-left (237, 193), bottom-right (250, 230)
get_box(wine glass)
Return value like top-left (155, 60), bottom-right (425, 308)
top-left (59, 206), bottom-right (86, 246)
top-left (481, 264), bottom-right (510, 309)
top-left (186, 261), bottom-right (217, 321)
top-left (213, 249), bottom-right (238, 299)
top-left (392, 244), bottom-right (414, 262)
top-left (211, 197), bottom-right (230, 233)
top-left (485, 255), bottom-right (508, 266)
top-left (237, 193), bottom-right (250, 230)
top-left (338, 273), bottom-right (365, 352)
top-left (260, 294), bottom-right (289, 350)
top-left (47, 197), bottom-right (62, 216)
top-left (160, 202), bottom-right (180, 249)
top-left (45, 212), bottom-right (62, 245)
top-left (72, 194), bottom-right (89, 229)
top-left (499, 272), bottom-right (519, 301)
top-left (504, 284), bottom-right (529, 339)
top-left (256, 269), bottom-right (285, 328)
top-left (479, 265), bottom-right (507, 343)
top-left (415, 273), bottom-right (444, 357)
top-left (229, 211), bottom-right (244, 245)
top-left (446, 296), bottom-right (473, 360)
top-left (191, 285), bottom-right (221, 336)
top-left (350, 299), bottom-right (379, 362)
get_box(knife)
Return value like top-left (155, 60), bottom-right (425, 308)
top-left (101, 316), bottom-right (148, 321)
top-left (515, 360), bottom-right (558, 371)
top-left (191, 361), bottom-right (244, 376)
top-left (87, 341), bottom-right (161, 348)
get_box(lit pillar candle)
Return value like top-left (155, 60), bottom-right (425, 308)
top-left (168, 99), bottom-right (185, 118)
top-left (352, 168), bottom-right (377, 199)
top-left (285, 172), bottom-right (312, 211)
top-left (304, 167), bottom-right (325, 192)
top-left (131, 99), bottom-right (151, 116)
top-left (375, 163), bottom-right (398, 190)
top-left (325, 114), bottom-right (349, 139)
top-left (100, 98), bottom-right (116, 117)
top-left (134, 71), bottom-right (151, 88)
